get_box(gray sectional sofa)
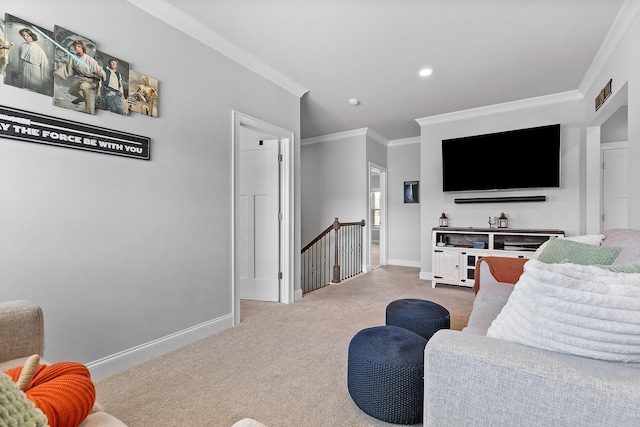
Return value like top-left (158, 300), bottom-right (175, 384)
top-left (424, 229), bottom-right (640, 427)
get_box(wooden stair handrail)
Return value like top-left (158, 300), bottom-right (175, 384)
top-left (301, 217), bottom-right (366, 290)
top-left (301, 222), bottom-right (335, 253)
top-left (301, 218), bottom-right (366, 253)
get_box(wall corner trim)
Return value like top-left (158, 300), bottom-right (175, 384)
top-left (578, 0), bottom-right (640, 95)
top-left (301, 128), bottom-right (368, 145)
top-left (388, 137), bottom-right (420, 147)
top-left (301, 127), bottom-right (390, 146)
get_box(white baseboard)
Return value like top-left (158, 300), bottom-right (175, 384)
top-left (419, 270), bottom-right (433, 281)
top-left (387, 259), bottom-right (421, 268)
top-left (87, 313), bottom-right (234, 381)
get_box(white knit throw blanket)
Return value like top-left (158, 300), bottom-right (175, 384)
top-left (487, 259), bottom-right (640, 363)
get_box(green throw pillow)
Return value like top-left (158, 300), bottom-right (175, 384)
top-left (537, 238), bottom-right (622, 265)
top-left (594, 262), bottom-right (640, 273)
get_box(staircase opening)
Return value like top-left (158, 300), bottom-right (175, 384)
top-left (301, 218), bottom-right (366, 294)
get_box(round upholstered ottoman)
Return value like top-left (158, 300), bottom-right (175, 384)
top-left (347, 325), bottom-right (427, 424)
top-left (386, 298), bottom-right (450, 341)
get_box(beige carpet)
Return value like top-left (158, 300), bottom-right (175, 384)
top-left (95, 266), bottom-right (475, 427)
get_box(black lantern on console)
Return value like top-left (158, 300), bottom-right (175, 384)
top-left (498, 212), bottom-right (509, 229)
top-left (439, 212), bottom-right (449, 227)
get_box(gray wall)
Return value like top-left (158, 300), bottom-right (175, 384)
top-left (300, 134), bottom-right (366, 245)
top-left (418, 95), bottom-right (586, 277)
top-left (601, 106), bottom-right (628, 143)
top-left (300, 131), bottom-right (387, 271)
top-left (583, 11), bottom-right (640, 231)
top-left (387, 139), bottom-right (421, 267)
top-left (0, 1), bottom-right (300, 376)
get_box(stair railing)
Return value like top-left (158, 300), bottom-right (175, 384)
top-left (301, 218), bottom-right (366, 293)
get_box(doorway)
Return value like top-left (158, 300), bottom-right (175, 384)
top-left (602, 142), bottom-right (628, 230)
top-left (586, 83), bottom-right (628, 233)
top-left (233, 111), bottom-right (295, 325)
top-left (369, 162), bottom-right (387, 270)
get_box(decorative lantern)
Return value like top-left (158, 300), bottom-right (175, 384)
top-left (498, 212), bottom-right (508, 229)
top-left (439, 212), bottom-right (449, 227)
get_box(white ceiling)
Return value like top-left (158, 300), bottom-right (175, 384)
top-left (129, 0), bottom-right (626, 141)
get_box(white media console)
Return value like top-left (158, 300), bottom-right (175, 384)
top-left (431, 227), bottom-right (565, 288)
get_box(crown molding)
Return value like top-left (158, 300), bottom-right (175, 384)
top-left (415, 90), bottom-right (582, 127)
top-left (301, 128), bottom-right (367, 146)
top-left (366, 128), bottom-right (389, 146)
top-left (388, 137), bottom-right (420, 147)
top-left (301, 128), bottom-right (389, 146)
top-left (126, 0), bottom-right (309, 98)
top-left (578, 0), bottom-right (640, 95)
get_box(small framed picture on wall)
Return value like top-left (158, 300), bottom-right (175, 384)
top-left (404, 181), bottom-right (419, 203)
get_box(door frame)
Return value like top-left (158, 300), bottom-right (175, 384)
top-left (601, 141), bottom-right (628, 230)
top-left (232, 111), bottom-right (295, 325)
top-left (585, 82), bottom-right (628, 234)
top-left (368, 162), bottom-right (387, 271)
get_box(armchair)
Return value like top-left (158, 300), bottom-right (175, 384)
top-left (0, 300), bottom-right (128, 427)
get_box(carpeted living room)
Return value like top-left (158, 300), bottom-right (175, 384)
top-left (2, 1), bottom-right (640, 426)
top-left (93, 266), bottom-right (475, 426)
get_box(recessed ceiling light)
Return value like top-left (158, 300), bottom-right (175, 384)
top-left (419, 67), bottom-right (434, 77)
top-left (348, 98), bottom-right (360, 106)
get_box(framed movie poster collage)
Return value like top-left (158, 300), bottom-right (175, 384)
top-left (0, 14), bottom-right (159, 118)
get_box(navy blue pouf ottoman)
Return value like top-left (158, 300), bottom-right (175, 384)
top-left (347, 325), bottom-right (427, 424)
top-left (386, 298), bottom-right (450, 341)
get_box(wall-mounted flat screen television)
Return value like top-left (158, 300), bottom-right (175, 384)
top-left (441, 124), bottom-right (561, 192)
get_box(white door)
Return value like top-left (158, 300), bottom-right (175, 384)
top-left (603, 146), bottom-right (628, 230)
top-left (238, 136), bottom-right (280, 301)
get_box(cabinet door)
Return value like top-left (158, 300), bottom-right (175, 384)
top-left (433, 249), bottom-right (460, 281)
top-left (460, 250), bottom-right (486, 284)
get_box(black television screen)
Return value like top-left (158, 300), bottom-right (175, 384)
top-left (442, 124), bottom-right (561, 192)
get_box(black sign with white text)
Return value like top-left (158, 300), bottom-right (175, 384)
top-left (0, 105), bottom-right (150, 160)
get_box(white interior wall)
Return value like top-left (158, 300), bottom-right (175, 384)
top-left (387, 139), bottom-right (421, 267)
top-left (584, 9), bottom-right (640, 230)
top-left (601, 106), bottom-right (628, 142)
top-left (0, 1), bottom-right (300, 378)
top-left (417, 94), bottom-right (585, 278)
top-left (300, 135), bottom-right (366, 245)
top-left (628, 19), bottom-right (640, 230)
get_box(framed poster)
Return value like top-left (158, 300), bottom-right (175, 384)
top-left (52, 25), bottom-right (101, 115)
top-left (3, 14), bottom-right (55, 96)
top-left (404, 181), bottom-right (419, 203)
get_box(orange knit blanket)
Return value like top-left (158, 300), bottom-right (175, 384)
top-left (4, 362), bottom-right (96, 427)
top-left (473, 256), bottom-right (528, 294)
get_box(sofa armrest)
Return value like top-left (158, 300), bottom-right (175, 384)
top-left (473, 256), bottom-right (527, 294)
top-left (0, 300), bottom-right (44, 363)
top-left (424, 329), bottom-right (640, 426)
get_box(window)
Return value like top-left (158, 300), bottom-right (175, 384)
top-left (371, 191), bottom-right (380, 227)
